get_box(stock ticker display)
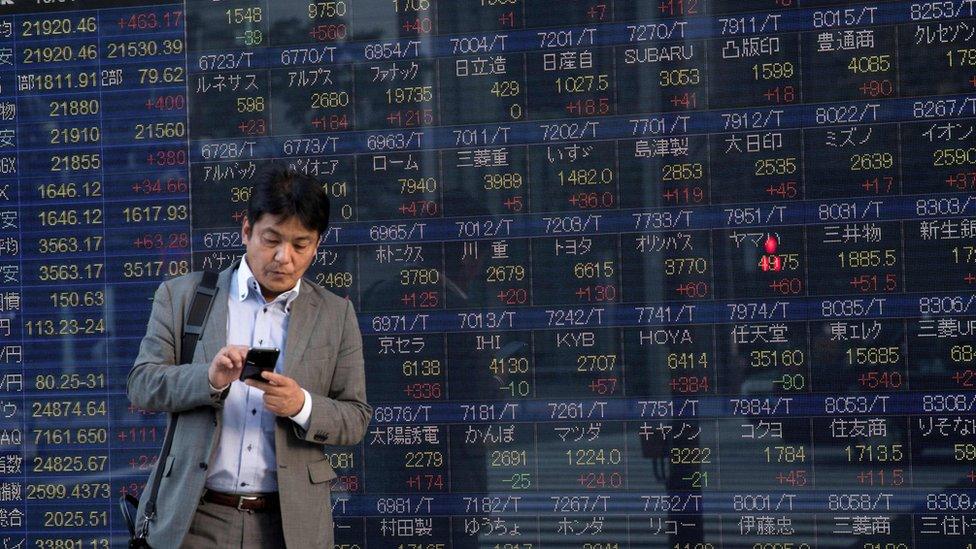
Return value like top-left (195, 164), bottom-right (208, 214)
top-left (2, 0), bottom-right (976, 547)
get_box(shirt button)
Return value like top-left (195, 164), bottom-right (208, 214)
top-left (263, 307), bottom-right (267, 313)
top-left (198, 462), bottom-right (207, 470)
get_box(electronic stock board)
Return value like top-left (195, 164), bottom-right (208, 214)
top-left (1, 0), bottom-right (976, 547)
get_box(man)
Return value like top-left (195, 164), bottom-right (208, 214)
top-left (127, 164), bottom-right (371, 548)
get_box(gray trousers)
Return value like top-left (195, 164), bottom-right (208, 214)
top-left (180, 497), bottom-right (286, 549)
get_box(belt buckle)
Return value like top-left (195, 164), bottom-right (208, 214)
top-left (237, 495), bottom-right (259, 511)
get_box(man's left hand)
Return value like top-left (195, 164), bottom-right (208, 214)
top-left (245, 371), bottom-right (305, 417)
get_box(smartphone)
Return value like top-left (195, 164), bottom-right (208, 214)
top-left (239, 347), bottom-right (280, 381)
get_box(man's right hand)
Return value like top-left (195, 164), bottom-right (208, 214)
top-left (208, 345), bottom-right (249, 390)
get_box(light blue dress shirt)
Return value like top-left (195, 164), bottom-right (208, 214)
top-left (205, 258), bottom-right (312, 494)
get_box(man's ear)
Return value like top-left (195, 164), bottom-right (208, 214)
top-left (241, 217), bottom-right (251, 244)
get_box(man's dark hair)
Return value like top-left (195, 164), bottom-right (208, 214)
top-left (247, 162), bottom-right (330, 234)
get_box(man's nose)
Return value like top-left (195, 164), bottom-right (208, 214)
top-left (274, 245), bottom-right (293, 264)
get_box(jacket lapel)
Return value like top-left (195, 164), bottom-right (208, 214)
top-left (197, 265), bottom-right (233, 363)
top-left (283, 282), bottom-right (320, 379)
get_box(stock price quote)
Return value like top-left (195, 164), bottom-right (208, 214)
top-left (0, 0), bottom-right (975, 547)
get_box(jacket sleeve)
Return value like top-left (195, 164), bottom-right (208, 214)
top-left (127, 280), bottom-right (221, 412)
top-left (294, 299), bottom-right (372, 446)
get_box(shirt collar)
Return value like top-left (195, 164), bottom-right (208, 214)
top-left (235, 256), bottom-right (302, 308)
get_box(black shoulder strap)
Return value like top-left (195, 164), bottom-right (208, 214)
top-left (181, 270), bottom-right (219, 363)
top-left (141, 271), bottom-right (219, 529)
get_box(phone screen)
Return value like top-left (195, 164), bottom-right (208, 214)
top-left (239, 347), bottom-right (280, 381)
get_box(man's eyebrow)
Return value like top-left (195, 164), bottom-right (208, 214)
top-left (263, 227), bottom-right (313, 242)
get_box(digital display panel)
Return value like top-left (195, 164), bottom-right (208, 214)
top-left (0, 0), bottom-right (975, 547)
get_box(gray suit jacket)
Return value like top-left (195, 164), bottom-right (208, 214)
top-left (127, 264), bottom-right (372, 548)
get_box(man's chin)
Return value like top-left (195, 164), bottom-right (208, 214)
top-left (258, 277), bottom-right (295, 296)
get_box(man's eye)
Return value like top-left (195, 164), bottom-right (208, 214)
top-left (265, 239), bottom-right (279, 246)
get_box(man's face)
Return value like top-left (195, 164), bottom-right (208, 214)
top-left (242, 213), bottom-right (319, 300)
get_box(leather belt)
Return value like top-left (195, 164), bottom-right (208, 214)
top-left (203, 489), bottom-right (279, 511)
